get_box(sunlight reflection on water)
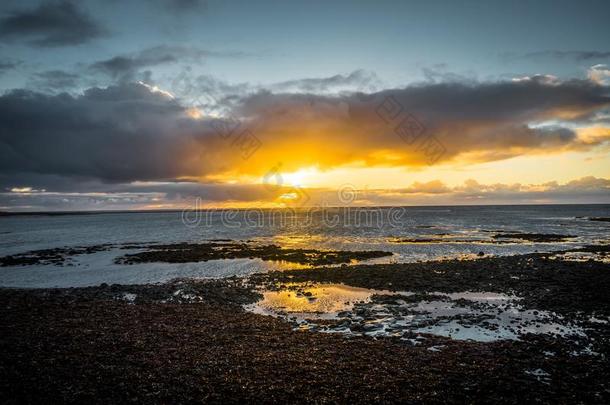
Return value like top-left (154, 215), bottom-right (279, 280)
top-left (246, 283), bottom-right (587, 342)
top-left (246, 283), bottom-right (391, 319)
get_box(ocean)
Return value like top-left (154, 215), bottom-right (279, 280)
top-left (1, 204), bottom-right (608, 288)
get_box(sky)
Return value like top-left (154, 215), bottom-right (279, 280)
top-left (0, 0), bottom-right (609, 211)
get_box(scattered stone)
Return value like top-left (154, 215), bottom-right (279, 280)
top-left (0, 244), bottom-right (113, 267)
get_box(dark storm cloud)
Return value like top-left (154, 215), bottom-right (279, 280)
top-left (230, 77), bottom-right (610, 169)
top-left (0, 82), bottom-right (229, 184)
top-left (29, 70), bottom-right (79, 91)
top-left (90, 46), bottom-right (248, 81)
top-left (168, 70), bottom-right (381, 117)
top-left (0, 59), bottom-right (21, 74)
top-left (0, 1), bottom-right (106, 47)
top-left (0, 78), bottom-right (609, 191)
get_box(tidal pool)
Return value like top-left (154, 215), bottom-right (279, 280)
top-left (245, 283), bottom-right (586, 343)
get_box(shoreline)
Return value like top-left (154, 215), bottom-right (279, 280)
top-left (1, 250), bottom-right (608, 403)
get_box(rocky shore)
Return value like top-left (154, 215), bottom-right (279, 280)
top-left (252, 247), bottom-right (610, 316)
top-left (0, 241), bottom-right (393, 268)
top-left (1, 249), bottom-right (609, 403)
top-left (115, 241), bottom-right (392, 266)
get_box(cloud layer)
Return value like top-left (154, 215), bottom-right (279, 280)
top-left (0, 1), bottom-right (106, 47)
top-left (2, 176), bottom-right (608, 211)
top-left (1, 77), bottom-right (609, 187)
top-left (90, 46), bottom-right (247, 81)
top-left (522, 50), bottom-right (610, 62)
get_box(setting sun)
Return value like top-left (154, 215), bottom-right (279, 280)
top-left (276, 167), bottom-right (319, 187)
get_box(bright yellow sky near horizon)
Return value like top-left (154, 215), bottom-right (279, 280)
top-left (220, 149), bottom-right (610, 190)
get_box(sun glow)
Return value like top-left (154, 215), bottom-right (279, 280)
top-left (185, 107), bottom-right (203, 119)
top-left (277, 167), bottom-right (319, 187)
top-left (279, 192), bottom-right (299, 201)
